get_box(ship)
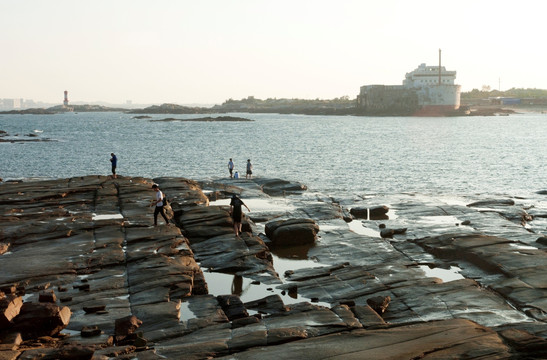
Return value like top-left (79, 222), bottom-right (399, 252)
top-left (357, 50), bottom-right (462, 116)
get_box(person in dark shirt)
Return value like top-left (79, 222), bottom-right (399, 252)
top-left (229, 194), bottom-right (250, 237)
top-left (110, 153), bottom-right (117, 178)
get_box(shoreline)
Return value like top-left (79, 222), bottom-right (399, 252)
top-left (1, 175), bottom-right (546, 358)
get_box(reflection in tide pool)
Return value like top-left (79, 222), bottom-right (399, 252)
top-left (193, 252), bottom-right (329, 319)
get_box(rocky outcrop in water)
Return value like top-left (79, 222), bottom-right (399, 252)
top-left (0, 176), bottom-right (546, 359)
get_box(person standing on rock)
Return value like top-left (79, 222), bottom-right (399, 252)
top-left (110, 153), bottom-right (117, 179)
top-left (151, 184), bottom-right (170, 226)
top-left (230, 194), bottom-right (250, 237)
top-left (228, 158), bottom-right (234, 178)
top-left (246, 159), bottom-right (253, 179)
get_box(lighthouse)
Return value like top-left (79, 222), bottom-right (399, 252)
top-left (63, 90), bottom-right (69, 107)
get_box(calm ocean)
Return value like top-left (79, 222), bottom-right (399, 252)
top-left (1, 112), bottom-right (546, 201)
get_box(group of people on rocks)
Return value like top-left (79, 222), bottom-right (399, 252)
top-left (228, 158), bottom-right (252, 179)
top-left (107, 153), bottom-right (251, 236)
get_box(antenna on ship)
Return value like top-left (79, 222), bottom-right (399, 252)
top-left (438, 49), bottom-right (442, 85)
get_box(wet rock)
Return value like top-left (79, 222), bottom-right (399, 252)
top-left (349, 206), bottom-right (368, 219)
top-left (367, 295), bottom-right (391, 315)
top-left (254, 178), bottom-right (307, 196)
top-left (351, 304), bottom-right (386, 328)
top-left (115, 315), bottom-right (143, 342)
top-left (218, 318), bottom-right (511, 359)
top-left (498, 328), bottom-right (547, 354)
top-left (0, 294), bottom-right (23, 327)
top-left (81, 325), bottom-right (102, 337)
top-left (83, 304), bottom-right (106, 313)
top-left (176, 206), bottom-right (234, 243)
top-left (217, 295), bottom-right (249, 321)
top-left (244, 294), bottom-right (288, 315)
top-left (265, 218), bottom-right (319, 246)
top-left (0, 332), bottom-right (22, 351)
top-left (13, 302), bottom-right (71, 338)
top-left (467, 198), bottom-right (515, 207)
top-left (0, 242), bottom-right (9, 255)
top-left (18, 344), bottom-right (95, 360)
top-left (379, 228), bottom-right (407, 238)
top-left (38, 290), bottom-right (57, 303)
top-left (369, 205), bottom-right (389, 220)
top-left (537, 236), bottom-right (547, 245)
top-left (231, 316), bottom-right (260, 329)
top-left (190, 232), bottom-right (276, 278)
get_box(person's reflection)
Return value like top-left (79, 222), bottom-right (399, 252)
top-left (231, 275), bottom-right (243, 296)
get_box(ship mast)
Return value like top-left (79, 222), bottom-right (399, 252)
top-left (438, 49), bottom-right (442, 85)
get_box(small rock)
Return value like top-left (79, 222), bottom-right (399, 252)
top-left (81, 325), bottom-right (102, 337)
top-left (83, 304), bottom-right (106, 314)
top-left (39, 290), bottom-right (57, 303)
top-left (350, 207), bottom-right (368, 219)
top-left (369, 206), bottom-right (389, 220)
top-left (367, 295), bottom-right (391, 315)
top-left (536, 237), bottom-right (547, 246)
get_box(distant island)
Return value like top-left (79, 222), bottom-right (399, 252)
top-left (149, 116), bottom-right (253, 122)
top-left (1, 88), bottom-right (547, 116)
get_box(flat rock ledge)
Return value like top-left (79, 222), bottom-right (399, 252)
top-left (1, 176), bottom-right (546, 359)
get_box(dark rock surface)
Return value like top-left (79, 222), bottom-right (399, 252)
top-left (265, 218), bottom-right (319, 246)
top-left (1, 176), bottom-right (545, 359)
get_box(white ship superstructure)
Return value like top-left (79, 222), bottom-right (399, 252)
top-left (357, 50), bottom-right (462, 116)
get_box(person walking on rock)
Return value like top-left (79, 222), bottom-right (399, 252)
top-left (230, 194), bottom-right (250, 237)
top-left (246, 159), bottom-right (253, 179)
top-left (151, 184), bottom-right (170, 226)
top-left (228, 158), bottom-right (234, 178)
top-left (110, 153), bottom-right (117, 178)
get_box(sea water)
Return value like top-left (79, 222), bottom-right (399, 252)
top-left (0, 112), bottom-right (546, 201)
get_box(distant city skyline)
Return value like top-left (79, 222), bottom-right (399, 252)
top-left (2, 0), bottom-right (546, 105)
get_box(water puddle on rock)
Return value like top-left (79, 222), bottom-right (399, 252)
top-left (347, 220), bottom-right (381, 237)
top-left (183, 251), bottom-right (330, 320)
top-left (92, 213), bottom-right (124, 221)
top-left (419, 265), bottom-right (464, 282)
top-left (509, 243), bottom-right (538, 251)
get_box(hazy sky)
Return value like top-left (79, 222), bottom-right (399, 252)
top-left (2, 0), bottom-right (546, 105)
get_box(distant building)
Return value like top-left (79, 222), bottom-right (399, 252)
top-left (357, 60), bottom-right (461, 116)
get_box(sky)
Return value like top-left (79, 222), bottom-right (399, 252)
top-left (2, 0), bottom-right (547, 105)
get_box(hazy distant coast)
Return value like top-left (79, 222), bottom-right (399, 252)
top-left (2, 88), bottom-right (547, 116)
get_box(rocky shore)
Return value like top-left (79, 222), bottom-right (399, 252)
top-left (1, 176), bottom-right (546, 359)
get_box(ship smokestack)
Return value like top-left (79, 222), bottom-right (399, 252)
top-left (438, 49), bottom-right (442, 85)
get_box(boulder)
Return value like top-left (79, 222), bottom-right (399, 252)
top-left (39, 290), bottom-right (57, 303)
top-left (254, 178), bottom-right (307, 196)
top-left (380, 228), bottom-right (407, 238)
top-left (12, 302), bottom-right (71, 338)
top-left (369, 205), bottom-right (389, 220)
top-left (265, 218), bottom-right (319, 246)
top-left (467, 199), bottom-right (515, 207)
top-left (114, 315), bottom-right (142, 341)
top-left (349, 207), bottom-right (368, 219)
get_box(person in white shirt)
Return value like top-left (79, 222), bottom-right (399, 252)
top-left (150, 184), bottom-right (169, 226)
